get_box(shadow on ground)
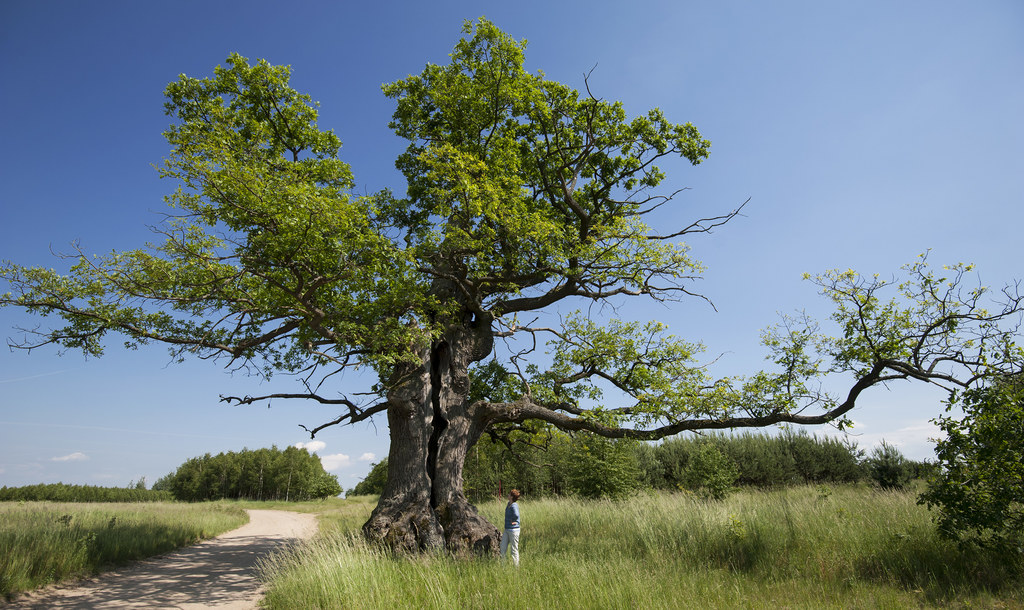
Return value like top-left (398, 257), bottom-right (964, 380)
top-left (6, 510), bottom-right (314, 609)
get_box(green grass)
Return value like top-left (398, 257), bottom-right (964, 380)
top-left (258, 486), bottom-right (1024, 609)
top-left (0, 501), bottom-right (247, 599)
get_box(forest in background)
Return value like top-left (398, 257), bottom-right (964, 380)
top-left (1, 446), bottom-right (341, 502)
top-left (350, 429), bottom-right (935, 500)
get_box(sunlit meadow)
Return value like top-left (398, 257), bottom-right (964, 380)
top-left (259, 487), bottom-right (1022, 609)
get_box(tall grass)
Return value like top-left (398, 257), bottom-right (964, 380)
top-left (0, 501), bottom-right (247, 599)
top-left (259, 486), bottom-right (1022, 609)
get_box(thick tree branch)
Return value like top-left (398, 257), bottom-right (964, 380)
top-left (220, 391), bottom-right (388, 437)
top-left (480, 361), bottom-right (887, 441)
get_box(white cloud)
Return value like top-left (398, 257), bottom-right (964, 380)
top-left (295, 440), bottom-right (327, 453)
top-left (51, 452), bottom-right (88, 462)
top-left (358, 452), bottom-right (376, 462)
top-left (319, 453), bottom-right (352, 471)
top-left (871, 421), bottom-right (942, 461)
top-left (818, 418), bottom-right (941, 462)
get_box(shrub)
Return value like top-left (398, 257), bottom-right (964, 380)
top-left (679, 443), bottom-right (738, 500)
top-left (920, 380), bottom-right (1024, 549)
top-left (865, 441), bottom-right (913, 490)
top-left (563, 433), bottom-right (643, 499)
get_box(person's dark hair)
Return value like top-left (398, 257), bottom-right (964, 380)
top-left (509, 489), bottom-right (521, 502)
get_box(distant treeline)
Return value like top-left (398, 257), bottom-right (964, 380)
top-left (351, 430), bottom-right (935, 501)
top-left (0, 483), bottom-right (173, 503)
top-left (154, 445), bottom-right (342, 501)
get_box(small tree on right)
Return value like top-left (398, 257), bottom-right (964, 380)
top-left (920, 377), bottom-right (1024, 549)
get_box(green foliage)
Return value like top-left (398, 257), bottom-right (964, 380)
top-left (351, 428), bottom-right (882, 501)
top-left (1, 18), bottom-right (727, 440)
top-left (0, 49), bottom-right (418, 377)
top-left (562, 433), bottom-right (644, 499)
top-left (865, 441), bottom-right (913, 490)
top-left (714, 432), bottom-right (798, 487)
top-left (533, 316), bottom-right (712, 426)
top-left (632, 441), bottom-right (664, 490)
top-left (151, 474), bottom-right (174, 492)
top-left (462, 433), bottom-right (557, 500)
top-left (0, 483), bottom-right (172, 503)
top-left (162, 445), bottom-right (341, 502)
top-left (463, 431), bottom-right (644, 500)
top-left (463, 361), bottom-right (568, 499)
top-left (3, 21), bottom-right (1024, 558)
top-left (348, 459), bottom-right (388, 496)
top-left (678, 443), bottom-right (738, 500)
top-left (905, 458), bottom-right (940, 480)
top-left (348, 429), bottom-right (644, 501)
top-left (2, 19), bottom-right (1022, 480)
top-left (649, 430), bottom-right (866, 490)
top-left (383, 19), bottom-right (710, 315)
top-left (920, 380), bottom-right (1024, 549)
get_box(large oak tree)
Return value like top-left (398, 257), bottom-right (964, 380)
top-left (3, 20), bottom-right (1022, 555)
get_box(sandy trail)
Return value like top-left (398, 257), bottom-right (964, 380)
top-left (5, 509), bottom-right (317, 609)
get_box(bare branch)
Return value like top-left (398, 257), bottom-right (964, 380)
top-left (647, 198), bottom-right (750, 240)
top-left (221, 391), bottom-right (388, 438)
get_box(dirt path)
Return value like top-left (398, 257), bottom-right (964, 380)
top-left (5, 509), bottom-right (317, 609)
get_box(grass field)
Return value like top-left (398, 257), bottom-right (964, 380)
top-left (258, 486), bottom-right (1023, 609)
top-left (4, 488), bottom-right (1020, 607)
top-left (0, 501), bottom-right (247, 599)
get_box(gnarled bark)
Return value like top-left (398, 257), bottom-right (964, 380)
top-left (362, 322), bottom-right (500, 556)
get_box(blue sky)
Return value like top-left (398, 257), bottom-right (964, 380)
top-left (1, 1), bottom-right (1021, 489)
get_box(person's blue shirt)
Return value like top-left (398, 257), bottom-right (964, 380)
top-left (504, 501), bottom-right (520, 530)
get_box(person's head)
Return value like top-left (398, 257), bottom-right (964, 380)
top-left (509, 489), bottom-right (520, 502)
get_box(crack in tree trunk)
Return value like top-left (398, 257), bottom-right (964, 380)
top-left (362, 324), bottom-right (501, 556)
top-left (426, 341), bottom-right (450, 509)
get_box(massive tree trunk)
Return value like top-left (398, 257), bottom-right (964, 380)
top-left (362, 319), bottom-right (501, 556)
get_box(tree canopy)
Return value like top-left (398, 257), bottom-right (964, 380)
top-left (154, 445), bottom-right (342, 502)
top-left (2, 19), bottom-right (1022, 554)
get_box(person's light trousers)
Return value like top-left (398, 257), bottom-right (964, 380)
top-left (500, 528), bottom-right (520, 566)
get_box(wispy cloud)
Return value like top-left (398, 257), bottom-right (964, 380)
top-left (320, 453), bottom-right (351, 471)
top-left (817, 418), bottom-right (940, 461)
top-left (295, 440), bottom-right (327, 453)
top-left (358, 452), bottom-right (376, 462)
top-left (0, 370), bottom-right (69, 384)
top-left (51, 452), bottom-right (88, 462)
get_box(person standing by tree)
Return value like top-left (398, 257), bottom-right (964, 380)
top-left (500, 489), bottom-right (521, 566)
